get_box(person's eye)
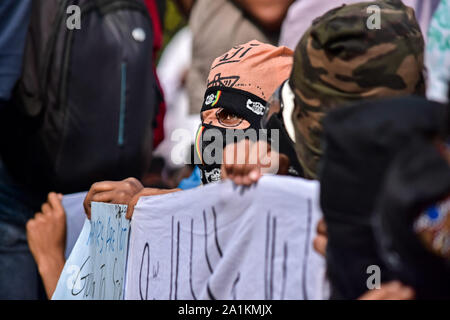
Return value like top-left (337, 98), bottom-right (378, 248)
top-left (216, 109), bottom-right (243, 127)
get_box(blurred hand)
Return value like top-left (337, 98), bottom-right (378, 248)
top-left (83, 177), bottom-right (144, 219)
top-left (26, 192), bottom-right (67, 298)
top-left (313, 218), bottom-right (328, 257)
top-left (221, 139), bottom-right (289, 186)
top-left (126, 188), bottom-right (181, 219)
top-left (358, 281), bottom-right (415, 300)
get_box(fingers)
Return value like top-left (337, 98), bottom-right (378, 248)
top-left (222, 142), bottom-right (238, 178)
top-left (234, 141), bottom-right (256, 186)
top-left (386, 282), bottom-right (415, 300)
top-left (360, 281), bottom-right (415, 300)
top-left (125, 188), bottom-right (181, 220)
top-left (241, 165), bottom-right (260, 186)
top-left (90, 181), bottom-right (117, 193)
top-left (229, 164), bottom-right (258, 186)
top-left (231, 164), bottom-right (247, 185)
top-left (222, 140), bottom-right (264, 186)
top-left (83, 196), bottom-right (91, 220)
top-left (277, 153), bottom-right (290, 175)
top-left (39, 192), bottom-right (64, 218)
top-left (83, 181), bottom-right (121, 219)
top-left (248, 168), bottom-right (261, 183)
top-left (123, 177), bottom-right (143, 190)
top-left (47, 192), bottom-right (65, 217)
top-left (26, 197), bottom-right (68, 279)
top-left (313, 234), bottom-right (327, 257)
top-left (126, 192), bottom-right (141, 220)
top-left (220, 163), bottom-right (229, 180)
top-left (27, 212), bottom-right (47, 238)
top-left (317, 218), bottom-right (327, 236)
top-left (83, 178), bottom-right (144, 219)
top-left (125, 188), bottom-right (160, 220)
top-left (358, 281), bottom-right (415, 300)
top-left (26, 216), bottom-right (37, 231)
top-left (41, 203), bottom-right (52, 216)
top-left (125, 189), bottom-right (161, 220)
top-left (313, 219), bottom-right (328, 257)
top-left (89, 191), bottom-right (118, 203)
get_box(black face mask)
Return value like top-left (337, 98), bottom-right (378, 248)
top-left (198, 86), bottom-right (267, 185)
top-left (196, 123), bottom-right (226, 185)
top-left (197, 123), bottom-right (264, 185)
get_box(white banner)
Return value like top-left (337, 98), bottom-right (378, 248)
top-left (62, 192), bottom-right (87, 259)
top-left (125, 176), bottom-right (326, 300)
top-left (52, 202), bottom-right (130, 300)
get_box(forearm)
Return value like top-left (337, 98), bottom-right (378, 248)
top-left (37, 254), bottom-right (66, 299)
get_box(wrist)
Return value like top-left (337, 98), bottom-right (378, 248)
top-left (37, 253), bottom-right (66, 276)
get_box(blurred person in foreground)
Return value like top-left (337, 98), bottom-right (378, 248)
top-left (320, 96), bottom-right (448, 299)
top-left (373, 134), bottom-right (450, 298)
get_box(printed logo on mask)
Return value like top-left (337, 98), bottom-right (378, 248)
top-left (205, 94), bottom-right (215, 105)
top-left (205, 91), bottom-right (222, 107)
top-left (205, 168), bottom-right (221, 183)
top-left (246, 99), bottom-right (265, 115)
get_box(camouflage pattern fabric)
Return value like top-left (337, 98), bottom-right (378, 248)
top-left (290, 0), bottom-right (425, 179)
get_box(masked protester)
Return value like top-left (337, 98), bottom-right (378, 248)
top-left (82, 41), bottom-right (293, 219)
top-left (197, 41), bottom-right (293, 184)
top-left (223, 0), bottom-right (425, 183)
top-left (320, 96), bottom-right (448, 299)
top-left (373, 136), bottom-right (450, 299)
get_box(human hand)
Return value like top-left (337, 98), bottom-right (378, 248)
top-left (358, 281), bottom-right (415, 300)
top-left (83, 177), bottom-right (144, 219)
top-left (221, 139), bottom-right (289, 186)
top-left (126, 188), bottom-right (181, 219)
top-left (313, 218), bottom-right (328, 257)
top-left (26, 192), bottom-right (67, 298)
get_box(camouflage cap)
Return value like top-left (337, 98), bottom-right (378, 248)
top-left (290, 0), bottom-right (425, 179)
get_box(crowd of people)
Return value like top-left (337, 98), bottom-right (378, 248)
top-left (0, 0), bottom-right (449, 300)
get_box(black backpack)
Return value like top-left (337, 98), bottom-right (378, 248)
top-left (0, 0), bottom-right (159, 194)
